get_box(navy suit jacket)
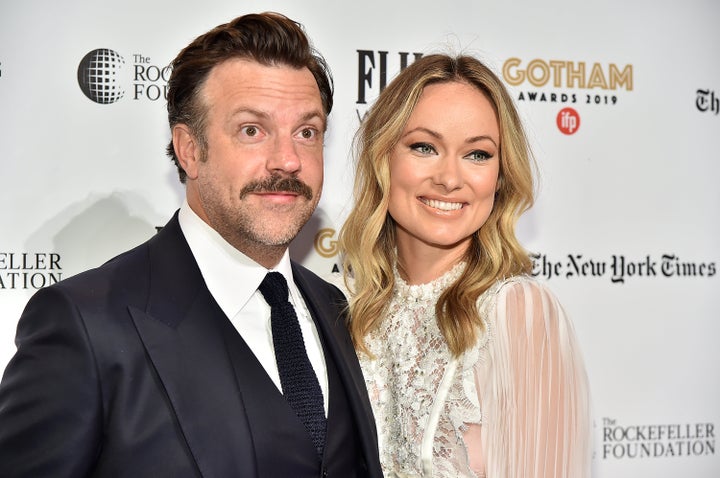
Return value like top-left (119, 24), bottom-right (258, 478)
top-left (0, 213), bottom-right (382, 477)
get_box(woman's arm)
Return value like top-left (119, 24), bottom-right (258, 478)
top-left (479, 278), bottom-right (592, 478)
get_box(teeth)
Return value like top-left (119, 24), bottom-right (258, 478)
top-left (420, 198), bottom-right (463, 211)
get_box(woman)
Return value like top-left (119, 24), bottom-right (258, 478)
top-left (339, 54), bottom-right (591, 477)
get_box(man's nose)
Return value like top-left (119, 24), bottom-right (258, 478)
top-left (266, 136), bottom-right (301, 175)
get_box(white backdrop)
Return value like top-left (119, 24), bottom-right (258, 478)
top-left (1, 1), bottom-right (718, 476)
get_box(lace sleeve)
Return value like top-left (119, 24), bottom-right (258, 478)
top-left (478, 278), bottom-right (592, 478)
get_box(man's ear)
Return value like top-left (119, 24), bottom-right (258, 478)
top-left (172, 124), bottom-right (201, 180)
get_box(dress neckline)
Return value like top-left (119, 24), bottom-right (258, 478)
top-left (393, 261), bottom-right (466, 300)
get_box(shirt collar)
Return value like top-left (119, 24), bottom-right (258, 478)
top-left (178, 200), bottom-right (295, 319)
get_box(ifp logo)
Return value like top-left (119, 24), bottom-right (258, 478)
top-left (557, 107), bottom-right (580, 135)
top-left (77, 49), bottom-right (126, 104)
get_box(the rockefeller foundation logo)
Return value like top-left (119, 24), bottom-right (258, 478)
top-left (0, 252), bottom-right (63, 290)
top-left (602, 417), bottom-right (716, 459)
top-left (77, 48), bottom-right (126, 104)
top-left (77, 49), bottom-right (171, 104)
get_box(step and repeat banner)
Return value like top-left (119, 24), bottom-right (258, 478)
top-left (1, 1), bottom-right (718, 476)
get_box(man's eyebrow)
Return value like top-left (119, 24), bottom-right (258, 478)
top-left (229, 108), bottom-right (327, 130)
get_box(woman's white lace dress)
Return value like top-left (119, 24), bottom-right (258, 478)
top-left (359, 264), bottom-right (591, 477)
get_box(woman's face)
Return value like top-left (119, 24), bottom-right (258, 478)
top-left (387, 81), bottom-right (500, 258)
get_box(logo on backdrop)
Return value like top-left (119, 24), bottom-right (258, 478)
top-left (77, 49), bottom-right (126, 104)
top-left (355, 49), bottom-right (423, 120)
top-left (556, 107), bottom-right (580, 135)
top-left (313, 228), bottom-right (341, 273)
top-left (502, 57), bottom-right (633, 134)
top-left (0, 253), bottom-right (62, 290)
top-left (696, 89), bottom-right (719, 115)
top-left (531, 253), bottom-right (717, 283)
top-left (502, 57), bottom-right (633, 105)
top-left (77, 49), bottom-right (171, 104)
top-left (602, 417), bottom-right (716, 460)
top-left (314, 228), bottom-right (339, 259)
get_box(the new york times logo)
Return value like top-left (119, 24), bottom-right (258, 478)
top-left (602, 418), bottom-right (716, 459)
top-left (0, 253), bottom-right (62, 290)
top-left (696, 89), bottom-right (719, 115)
top-left (532, 253), bottom-right (716, 283)
top-left (77, 49), bottom-right (170, 104)
top-left (355, 49), bottom-right (423, 119)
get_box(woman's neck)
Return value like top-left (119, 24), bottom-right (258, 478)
top-left (396, 240), bottom-right (468, 285)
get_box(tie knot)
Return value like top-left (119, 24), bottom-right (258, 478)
top-left (258, 272), bottom-right (290, 307)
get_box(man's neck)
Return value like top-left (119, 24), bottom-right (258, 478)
top-left (232, 240), bottom-right (287, 269)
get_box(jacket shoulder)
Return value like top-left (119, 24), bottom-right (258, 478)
top-left (291, 261), bottom-right (345, 302)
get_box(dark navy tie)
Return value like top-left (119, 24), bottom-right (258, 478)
top-left (258, 272), bottom-right (327, 457)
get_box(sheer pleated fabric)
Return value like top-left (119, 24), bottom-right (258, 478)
top-left (477, 278), bottom-right (591, 478)
top-left (358, 269), bottom-right (592, 478)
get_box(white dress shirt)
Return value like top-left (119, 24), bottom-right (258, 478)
top-left (178, 201), bottom-right (328, 415)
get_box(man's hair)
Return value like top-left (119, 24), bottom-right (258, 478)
top-left (165, 12), bottom-right (333, 182)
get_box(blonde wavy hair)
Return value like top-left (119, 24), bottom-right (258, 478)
top-left (339, 54), bottom-right (536, 357)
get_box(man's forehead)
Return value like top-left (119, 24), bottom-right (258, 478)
top-left (201, 59), bottom-right (323, 114)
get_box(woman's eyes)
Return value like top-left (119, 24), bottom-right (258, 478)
top-left (465, 150), bottom-right (492, 162)
top-left (410, 142), bottom-right (436, 155)
top-left (409, 142), bottom-right (493, 162)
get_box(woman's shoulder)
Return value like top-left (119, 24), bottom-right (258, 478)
top-left (476, 274), bottom-right (567, 334)
top-left (481, 274), bottom-right (559, 305)
top-left (497, 273), bottom-right (547, 290)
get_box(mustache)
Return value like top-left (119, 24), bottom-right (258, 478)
top-left (239, 175), bottom-right (314, 200)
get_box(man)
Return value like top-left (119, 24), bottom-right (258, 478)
top-left (0, 12), bottom-right (382, 477)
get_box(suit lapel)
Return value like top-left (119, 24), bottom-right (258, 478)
top-left (291, 264), bottom-right (380, 469)
top-left (129, 215), bottom-right (257, 478)
top-left (125, 216), bottom-right (379, 477)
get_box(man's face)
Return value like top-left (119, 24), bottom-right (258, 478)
top-left (183, 58), bottom-right (325, 263)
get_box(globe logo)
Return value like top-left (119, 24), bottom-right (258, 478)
top-left (77, 48), bottom-right (126, 104)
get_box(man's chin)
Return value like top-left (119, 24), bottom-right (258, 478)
top-left (234, 204), bottom-right (317, 246)
top-left (248, 224), bottom-right (307, 248)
